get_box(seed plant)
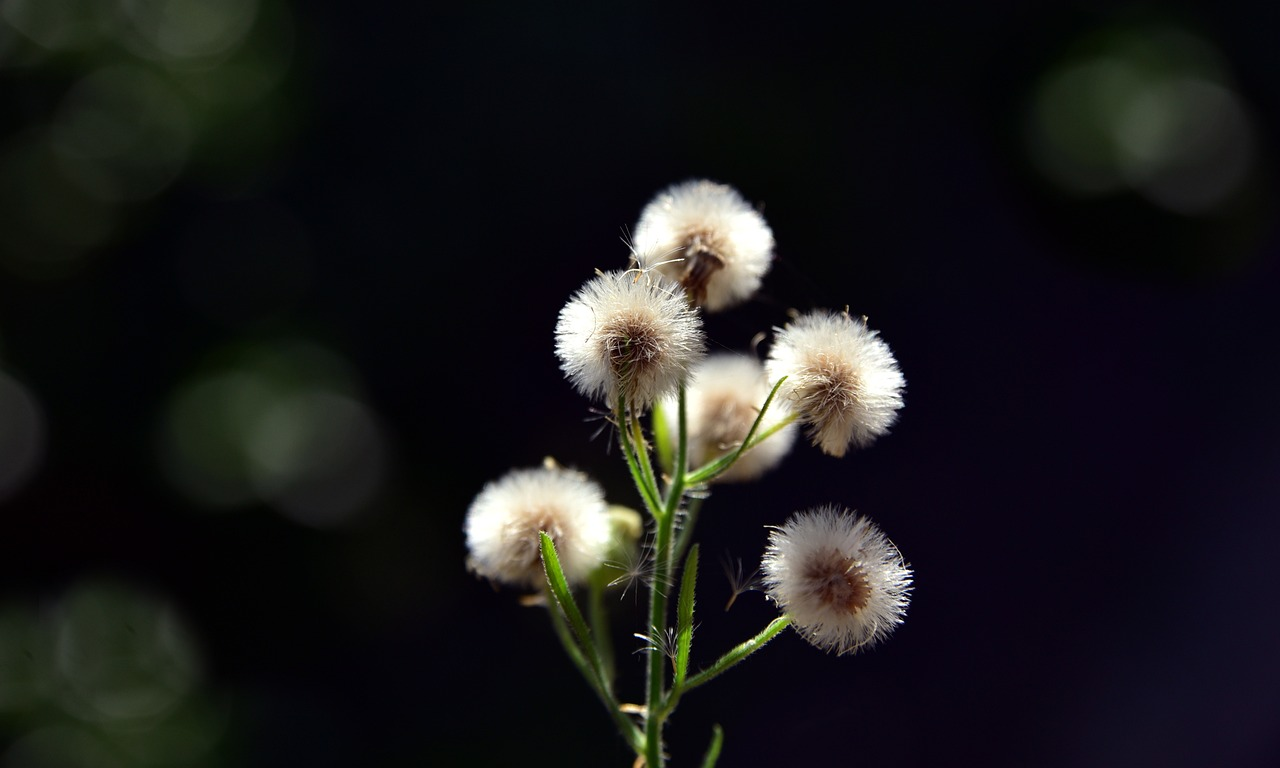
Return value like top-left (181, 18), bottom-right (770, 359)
top-left (463, 179), bottom-right (914, 767)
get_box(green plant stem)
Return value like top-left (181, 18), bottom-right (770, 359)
top-left (644, 506), bottom-right (675, 767)
top-left (631, 409), bottom-right (661, 508)
top-left (672, 495), bottom-right (703, 566)
top-left (663, 385), bottom-right (689, 518)
top-left (588, 576), bottom-right (615, 683)
top-left (644, 384), bottom-right (690, 766)
top-left (617, 396), bottom-right (663, 517)
top-left (611, 391), bottom-right (673, 765)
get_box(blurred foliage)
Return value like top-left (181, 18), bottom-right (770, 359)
top-left (0, 578), bottom-right (232, 767)
top-left (0, 0), bottom-right (300, 280)
top-left (999, 8), bottom-right (1275, 282)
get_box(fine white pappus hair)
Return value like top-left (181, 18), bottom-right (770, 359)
top-left (464, 461), bottom-right (613, 590)
top-left (554, 269), bottom-right (706, 410)
top-left (761, 505), bottom-right (912, 655)
top-left (658, 352), bottom-right (796, 482)
top-left (764, 309), bottom-right (905, 457)
top-left (631, 179), bottom-right (775, 313)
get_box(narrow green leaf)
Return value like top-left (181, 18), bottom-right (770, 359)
top-left (699, 724), bottom-right (725, 768)
top-left (540, 532), bottom-right (604, 687)
top-left (674, 544), bottom-right (699, 688)
top-left (540, 532), bottom-right (645, 754)
top-left (544, 584), bottom-right (596, 684)
top-left (685, 377), bottom-right (792, 485)
top-left (684, 616), bottom-right (791, 692)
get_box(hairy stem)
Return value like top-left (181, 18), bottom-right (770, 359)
top-left (617, 395), bottom-right (663, 517)
top-left (644, 507), bottom-right (675, 767)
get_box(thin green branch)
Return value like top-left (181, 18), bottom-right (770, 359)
top-left (672, 495), bottom-right (703, 566)
top-left (644, 509), bottom-right (676, 767)
top-left (641, 384), bottom-right (694, 766)
top-left (616, 395), bottom-right (663, 517)
top-left (630, 407), bottom-right (662, 514)
top-left (662, 384), bottom-right (689, 519)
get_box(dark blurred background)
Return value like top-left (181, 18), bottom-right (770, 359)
top-left (2, 1), bottom-right (1279, 766)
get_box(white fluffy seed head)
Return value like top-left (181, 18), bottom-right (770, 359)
top-left (464, 462), bottom-right (613, 590)
top-left (658, 352), bottom-right (796, 483)
top-left (555, 270), bottom-right (706, 410)
top-left (764, 309), bottom-right (905, 457)
top-left (761, 505), bottom-right (912, 655)
top-left (630, 179), bottom-right (775, 313)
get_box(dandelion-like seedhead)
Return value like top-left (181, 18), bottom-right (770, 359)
top-left (761, 506), bottom-right (912, 656)
top-left (631, 179), bottom-right (775, 312)
top-left (764, 309), bottom-right (905, 457)
top-left (465, 179), bottom-right (915, 766)
top-left (659, 352), bottom-right (796, 482)
top-left (464, 461), bottom-right (613, 590)
top-left (555, 270), bottom-right (707, 410)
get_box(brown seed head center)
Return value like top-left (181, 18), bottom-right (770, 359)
top-left (802, 352), bottom-right (860, 415)
top-left (702, 393), bottom-right (758, 453)
top-left (804, 548), bottom-right (871, 613)
top-left (677, 232), bottom-right (727, 305)
top-left (601, 312), bottom-right (663, 373)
